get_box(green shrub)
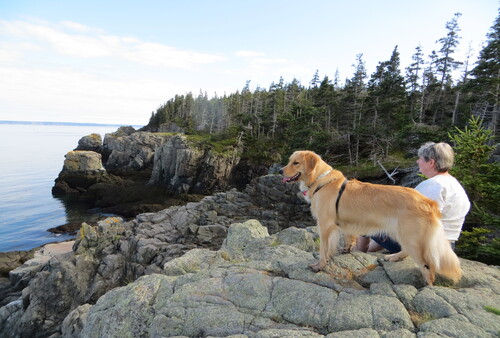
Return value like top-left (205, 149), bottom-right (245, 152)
top-left (449, 116), bottom-right (500, 264)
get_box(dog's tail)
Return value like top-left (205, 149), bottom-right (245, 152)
top-left (425, 218), bottom-right (462, 284)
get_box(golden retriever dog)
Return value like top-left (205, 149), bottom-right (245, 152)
top-left (280, 150), bottom-right (462, 286)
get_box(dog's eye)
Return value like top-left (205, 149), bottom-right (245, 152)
top-left (293, 161), bottom-right (299, 165)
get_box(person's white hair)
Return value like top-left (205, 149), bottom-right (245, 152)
top-left (417, 142), bottom-right (454, 172)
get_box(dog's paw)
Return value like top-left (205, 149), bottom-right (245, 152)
top-left (384, 254), bottom-right (398, 262)
top-left (340, 245), bottom-right (355, 254)
top-left (309, 262), bottom-right (324, 272)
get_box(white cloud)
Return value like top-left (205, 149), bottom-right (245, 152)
top-left (0, 18), bottom-right (311, 124)
top-left (122, 41), bottom-right (226, 68)
top-left (0, 18), bottom-right (236, 124)
top-left (60, 20), bottom-right (104, 34)
top-left (235, 50), bottom-right (265, 57)
top-left (0, 65), bottom-right (186, 125)
top-left (0, 19), bottom-right (227, 68)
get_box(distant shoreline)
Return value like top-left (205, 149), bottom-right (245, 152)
top-left (0, 120), bottom-right (143, 128)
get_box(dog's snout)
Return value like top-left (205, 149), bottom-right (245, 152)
top-left (279, 168), bottom-right (283, 175)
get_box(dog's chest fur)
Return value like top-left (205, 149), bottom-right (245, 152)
top-left (299, 181), bottom-right (312, 203)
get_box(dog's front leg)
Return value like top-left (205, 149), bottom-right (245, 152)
top-left (340, 233), bottom-right (357, 253)
top-left (310, 223), bottom-right (339, 272)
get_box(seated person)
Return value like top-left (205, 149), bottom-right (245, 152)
top-left (357, 142), bottom-right (471, 253)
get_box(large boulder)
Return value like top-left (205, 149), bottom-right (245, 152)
top-left (75, 133), bottom-right (102, 152)
top-left (52, 151), bottom-right (121, 195)
top-left (62, 150), bottom-right (105, 172)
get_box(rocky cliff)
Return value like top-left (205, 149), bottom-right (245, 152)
top-left (148, 134), bottom-right (242, 194)
top-left (1, 176), bottom-right (499, 337)
top-left (52, 128), bottom-right (250, 216)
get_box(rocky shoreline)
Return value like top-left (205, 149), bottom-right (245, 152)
top-left (1, 174), bottom-right (499, 337)
top-left (50, 127), bottom-right (268, 217)
top-left (1, 126), bottom-right (262, 283)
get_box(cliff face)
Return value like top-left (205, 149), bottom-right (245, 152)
top-left (148, 134), bottom-right (242, 194)
top-left (2, 176), bottom-right (500, 337)
top-left (102, 128), bottom-right (169, 172)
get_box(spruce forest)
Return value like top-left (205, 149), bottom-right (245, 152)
top-left (144, 11), bottom-right (499, 168)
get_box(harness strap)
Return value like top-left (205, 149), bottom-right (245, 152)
top-left (313, 184), bottom-right (325, 195)
top-left (335, 179), bottom-right (348, 215)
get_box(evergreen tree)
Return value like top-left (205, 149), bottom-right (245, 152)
top-left (366, 46), bottom-right (407, 159)
top-left (436, 13), bottom-right (463, 88)
top-left (432, 13), bottom-right (463, 124)
top-left (310, 70), bottom-right (320, 88)
top-left (467, 8), bottom-right (500, 140)
top-left (406, 45), bottom-right (425, 120)
top-left (449, 116), bottom-right (500, 264)
top-left (343, 54), bottom-right (368, 165)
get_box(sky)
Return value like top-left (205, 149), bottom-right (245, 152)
top-left (0, 1), bottom-right (498, 126)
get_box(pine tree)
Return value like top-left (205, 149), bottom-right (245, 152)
top-left (436, 12), bottom-right (463, 88)
top-left (467, 8), bottom-right (500, 140)
top-left (366, 46), bottom-right (407, 160)
top-left (406, 45), bottom-right (425, 120)
top-left (310, 70), bottom-right (320, 88)
top-left (343, 54), bottom-right (368, 165)
top-left (431, 13), bottom-right (463, 125)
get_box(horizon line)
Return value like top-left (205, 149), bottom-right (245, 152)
top-left (0, 120), bottom-right (144, 128)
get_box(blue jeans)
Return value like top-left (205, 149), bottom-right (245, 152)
top-left (370, 234), bottom-right (401, 253)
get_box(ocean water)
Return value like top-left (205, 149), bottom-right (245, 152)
top-left (0, 123), bottom-right (122, 252)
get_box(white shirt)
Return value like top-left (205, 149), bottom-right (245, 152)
top-left (415, 175), bottom-right (471, 241)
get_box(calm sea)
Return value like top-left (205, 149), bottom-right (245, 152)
top-left (0, 123), bottom-right (123, 252)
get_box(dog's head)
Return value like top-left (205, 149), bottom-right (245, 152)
top-left (280, 150), bottom-right (323, 186)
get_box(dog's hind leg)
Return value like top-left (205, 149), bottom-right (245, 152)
top-left (310, 223), bottom-right (339, 272)
top-left (419, 263), bottom-right (436, 286)
top-left (384, 251), bottom-right (408, 262)
top-left (402, 238), bottom-right (436, 285)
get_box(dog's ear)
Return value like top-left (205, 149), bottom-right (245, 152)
top-left (304, 152), bottom-right (318, 178)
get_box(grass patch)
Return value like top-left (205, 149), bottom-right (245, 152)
top-left (185, 134), bottom-right (240, 156)
top-left (484, 306), bottom-right (500, 315)
top-left (153, 132), bottom-right (178, 137)
top-left (270, 239), bottom-right (282, 247)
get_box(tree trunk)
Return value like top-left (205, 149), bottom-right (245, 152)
top-left (452, 90), bottom-right (460, 125)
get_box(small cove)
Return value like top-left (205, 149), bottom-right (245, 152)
top-left (0, 123), bottom-right (121, 252)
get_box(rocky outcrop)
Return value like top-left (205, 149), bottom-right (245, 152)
top-left (52, 129), bottom-right (250, 217)
top-left (149, 134), bottom-right (242, 194)
top-left (102, 128), bottom-right (170, 172)
top-left (75, 133), bottom-right (102, 152)
top-left (62, 150), bottom-right (105, 172)
top-left (64, 220), bottom-right (500, 337)
top-left (52, 151), bottom-right (122, 195)
top-left (2, 176), bottom-right (500, 337)
top-left (2, 176), bottom-right (311, 337)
